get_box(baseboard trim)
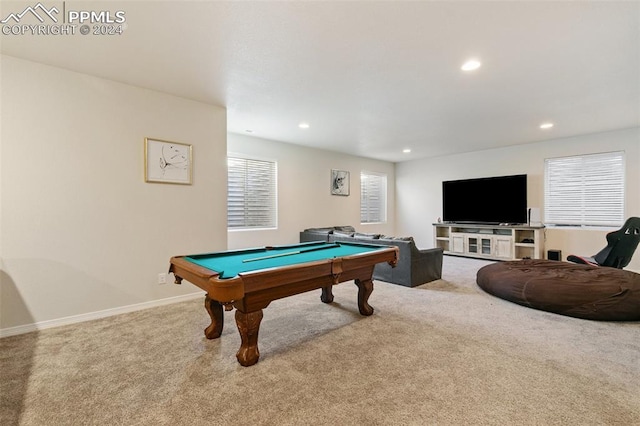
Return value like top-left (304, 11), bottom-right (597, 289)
top-left (0, 292), bottom-right (205, 339)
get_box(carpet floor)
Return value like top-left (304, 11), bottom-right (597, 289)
top-left (1, 256), bottom-right (639, 425)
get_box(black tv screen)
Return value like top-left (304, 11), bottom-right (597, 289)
top-left (442, 174), bottom-right (527, 225)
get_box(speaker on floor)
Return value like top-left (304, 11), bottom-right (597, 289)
top-left (547, 250), bottom-right (562, 261)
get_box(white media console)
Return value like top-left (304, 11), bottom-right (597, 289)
top-left (433, 223), bottom-right (545, 261)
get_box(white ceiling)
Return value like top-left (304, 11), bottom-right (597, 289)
top-left (1, 1), bottom-right (639, 162)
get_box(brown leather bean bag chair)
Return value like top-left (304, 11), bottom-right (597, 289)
top-left (476, 259), bottom-right (640, 321)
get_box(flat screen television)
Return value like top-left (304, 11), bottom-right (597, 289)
top-left (442, 174), bottom-right (527, 225)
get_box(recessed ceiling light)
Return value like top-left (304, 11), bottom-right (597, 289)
top-left (540, 123), bottom-right (554, 129)
top-left (298, 122), bottom-right (310, 129)
top-left (403, 149), bottom-right (411, 154)
top-left (461, 60), bottom-right (481, 71)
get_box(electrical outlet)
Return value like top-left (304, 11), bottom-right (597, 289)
top-left (158, 273), bottom-right (167, 285)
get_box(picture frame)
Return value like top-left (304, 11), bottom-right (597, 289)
top-left (144, 138), bottom-right (192, 184)
top-left (331, 169), bottom-right (350, 196)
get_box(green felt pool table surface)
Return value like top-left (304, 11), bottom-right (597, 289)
top-left (185, 241), bottom-right (383, 279)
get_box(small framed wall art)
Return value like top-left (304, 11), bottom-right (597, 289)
top-left (331, 169), bottom-right (350, 196)
top-left (144, 138), bottom-right (192, 184)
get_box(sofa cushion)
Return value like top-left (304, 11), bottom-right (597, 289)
top-left (333, 231), bottom-right (355, 237)
top-left (303, 227), bottom-right (335, 233)
top-left (380, 236), bottom-right (414, 242)
top-left (354, 232), bottom-right (381, 239)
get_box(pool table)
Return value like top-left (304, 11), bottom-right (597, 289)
top-left (169, 241), bottom-right (398, 366)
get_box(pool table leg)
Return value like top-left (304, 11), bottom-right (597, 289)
top-left (203, 295), bottom-right (224, 339)
top-left (235, 310), bottom-right (264, 367)
top-left (355, 278), bottom-right (374, 316)
top-left (320, 286), bottom-right (334, 303)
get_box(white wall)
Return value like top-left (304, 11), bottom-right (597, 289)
top-left (0, 56), bottom-right (228, 332)
top-left (227, 133), bottom-right (396, 249)
top-left (2, 58), bottom-right (636, 335)
top-left (396, 127), bottom-right (640, 272)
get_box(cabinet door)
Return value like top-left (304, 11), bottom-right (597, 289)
top-left (451, 235), bottom-right (465, 253)
top-left (465, 236), bottom-right (479, 254)
top-left (480, 237), bottom-right (492, 255)
top-left (493, 237), bottom-right (513, 259)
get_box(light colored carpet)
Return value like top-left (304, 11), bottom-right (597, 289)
top-left (1, 256), bottom-right (639, 425)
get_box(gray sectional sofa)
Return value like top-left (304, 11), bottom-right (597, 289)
top-left (299, 226), bottom-right (443, 287)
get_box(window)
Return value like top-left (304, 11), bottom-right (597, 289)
top-left (227, 156), bottom-right (277, 229)
top-left (544, 151), bottom-right (624, 227)
top-left (361, 171), bottom-right (387, 223)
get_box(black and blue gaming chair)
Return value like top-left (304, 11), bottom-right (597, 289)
top-left (567, 217), bottom-right (640, 269)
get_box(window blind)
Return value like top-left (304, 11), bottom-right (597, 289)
top-left (544, 151), bottom-right (624, 227)
top-left (227, 157), bottom-right (277, 229)
top-left (361, 172), bottom-right (387, 223)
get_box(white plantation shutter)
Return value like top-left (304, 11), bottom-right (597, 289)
top-left (361, 172), bottom-right (387, 223)
top-left (227, 157), bottom-right (277, 229)
top-left (544, 151), bottom-right (624, 227)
